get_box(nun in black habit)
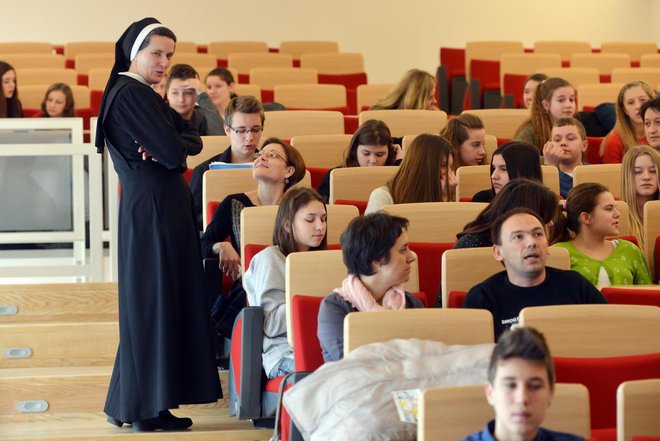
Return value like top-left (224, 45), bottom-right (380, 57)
top-left (95, 17), bottom-right (221, 431)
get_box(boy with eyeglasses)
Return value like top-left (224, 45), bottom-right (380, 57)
top-left (189, 95), bottom-right (265, 230)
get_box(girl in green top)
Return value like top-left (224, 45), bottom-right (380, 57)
top-left (551, 182), bottom-right (652, 287)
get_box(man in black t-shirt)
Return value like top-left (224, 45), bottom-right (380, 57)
top-left (464, 208), bottom-right (606, 339)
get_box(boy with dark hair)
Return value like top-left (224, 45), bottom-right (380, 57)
top-left (166, 63), bottom-right (212, 136)
top-left (463, 327), bottom-right (584, 441)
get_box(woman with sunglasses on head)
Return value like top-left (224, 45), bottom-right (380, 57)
top-left (200, 139), bottom-right (306, 281)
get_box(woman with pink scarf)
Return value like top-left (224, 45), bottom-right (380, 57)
top-left (317, 212), bottom-right (424, 362)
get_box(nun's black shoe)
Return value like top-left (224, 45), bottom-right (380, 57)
top-left (107, 416), bottom-right (126, 427)
top-left (132, 411), bottom-right (192, 432)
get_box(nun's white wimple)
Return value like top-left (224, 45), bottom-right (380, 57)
top-left (130, 23), bottom-right (164, 61)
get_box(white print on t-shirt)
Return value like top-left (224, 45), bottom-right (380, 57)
top-left (501, 316), bottom-right (519, 331)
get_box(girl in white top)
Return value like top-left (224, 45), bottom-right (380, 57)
top-left (243, 187), bottom-right (328, 379)
top-left (365, 134), bottom-right (456, 214)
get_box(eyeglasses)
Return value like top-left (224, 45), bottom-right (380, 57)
top-left (254, 150), bottom-right (286, 161)
top-left (230, 126), bottom-right (263, 135)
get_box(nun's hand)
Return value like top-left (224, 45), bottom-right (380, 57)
top-left (137, 146), bottom-right (159, 162)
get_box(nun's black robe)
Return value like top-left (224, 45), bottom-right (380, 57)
top-left (102, 75), bottom-right (221, 422)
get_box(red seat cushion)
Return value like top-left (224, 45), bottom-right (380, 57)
top-left (600, 287), bottom-right (660, 308)
top-left (183, 168), bottom-right (193, 184)
top-left (264, 375), bottom-right (285, 393)
top-left (502, 73), bottom-right (527, 109)
top-left (586, 136), bottom-right (604, 164)
top-left (554, 353), bottom-right (660, 429)
top-left (343, 115), bottom-right (359, 134)
top-left (448, 291), bottom-right (467, 308)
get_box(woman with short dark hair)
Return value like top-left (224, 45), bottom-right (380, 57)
top-left (317, 212), bottom-right (424, 362)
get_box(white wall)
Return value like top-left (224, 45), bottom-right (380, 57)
top-left (1, 0), bottom-right (658, 83)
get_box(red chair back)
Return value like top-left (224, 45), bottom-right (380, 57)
top-left (409, 242), bottom-right (455, 307)
top-left (586, 136), bottom-right (604, 164)
top-left (206, 201), bottom-right (221, 227)
top-left (244, 244), bottom-right (269, 276)
top-left (307, 166), bottom-right (329, 191)
top-left (600, 287), bottom-right (660, 308)
top-left (291, 295), bottom-right (325, 372)
top-left (502, 73), bottom-right (527, 108)
top-left (554, 353), bottom-right (660, 430)
top-left (334, 199), bottom-right (367, 215)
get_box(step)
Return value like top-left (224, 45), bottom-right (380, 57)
top-left (0, 283), bottom-right (118, 324)
top-left (0, 409), bottom-right (270, 440)
top-left (0, 321), bottom-right (118, 368)
top-left (0, 367), bottom-right (229, 416)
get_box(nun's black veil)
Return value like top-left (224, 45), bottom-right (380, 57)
top-left (94, 17), bottom-right (163, 153)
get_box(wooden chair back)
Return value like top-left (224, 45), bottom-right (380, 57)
top-left (640, 54), bottom-right (660, 68)
top-left (344, 308), bottom-right (494, 354)
top-left (382, 202), bottom-right (488, 243)
top-left (463, 109), bottom-right (529, 139)
top-left (357, 84), bottom-right (393, 111)
top-left (20, 85), bottom-right (90, 109)
top-left (441, 247), bottom-right (570, 308)
top-left (279, 41), bottom-right (339, 60)
top-left (274, 84), bottom-right (347, 109)
top-left (539, 68), bottom-right (600, 88)
top-left (175, 41), bottom-right (198, 53)
top-left (465, 41), bottom-right (523, 80)
top-left (418, 383), bottom-right (590, 441)
top-left (290, 134), bottom-right (351, 168)
top-left (570, 53), bottom-right (630, 75)
top-left (533, 41), bottom-right (592, 61)
top-left (261, 110), bottom-right (344, 139)
top-left (0, 42), bottom-right (53, 54)
top-left (572, 164), bottom-right (622, 198)
top-left (611, 68), bottom-right (660, 87)
top-left (233, 83), bottom-right (262, 98)
top-left (170, 53), bottom-right (217, 72)
top-left (228, 53), bottom-right (293, 75)
top-left (499, 53), bottom-right (562, 89)
top-left (577, 83), bottom-right (625, 110)
top-left (358, 109), bottom-right (448, 137)
top-left (207, 41), bottom-right (268, 60)
top-left (248, 67), bottom-right (318, 89)
top-left (330, 166), bottom-right (399, 203)
top-left (601, 41), bottom-right (658, 63)
top-left (64, 42), bottom-right (114, 59)
top-left (617, 379), bottom-right (660, 441)
top-left (300, 53), bottom-right (364, 74)
top-left (519, 304), bottom-right (660, 357)
top-left (15, 68), bottom-right (77, 87)
top-left (1, 54), bottom-right (64, 69)
top-left (187, 136), bottom-right (231, 169)
top-left (88, 68), bottom-right (111, 90)
top-left (74, 53), bottom-right (114, 74)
